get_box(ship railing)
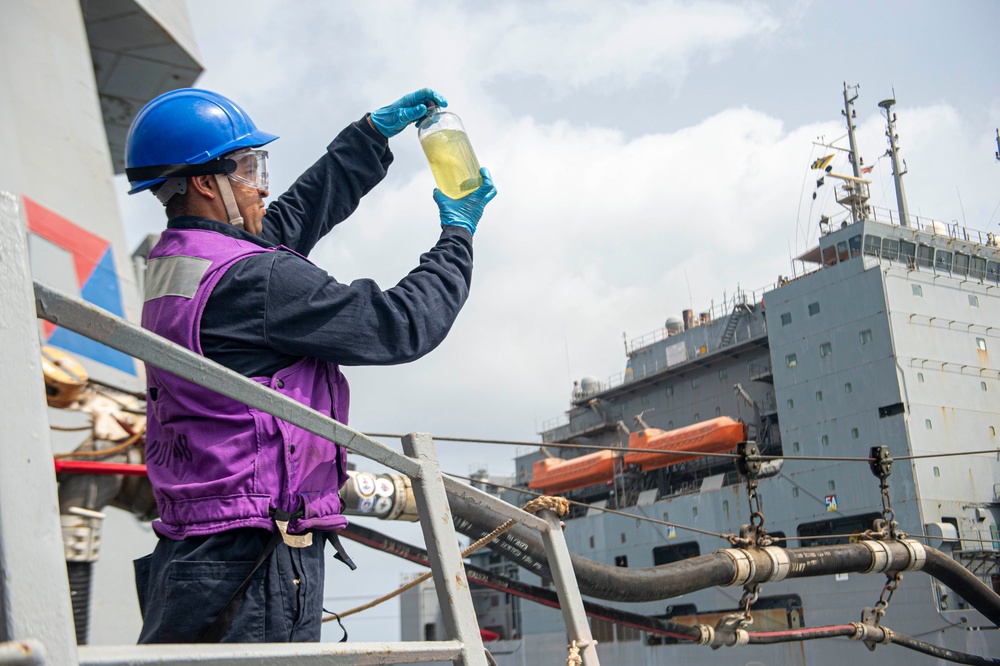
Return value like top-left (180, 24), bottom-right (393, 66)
top-left (0, 193), bottom-right (601, 666)
top-left (868, 204), bottom-right (1000, 247)
top-left (624, 282), bottom-right (773, 357)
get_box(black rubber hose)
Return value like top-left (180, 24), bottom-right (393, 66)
top-left (890, 631), bottom-right (1000, 666)
top-left (449, 489), bottom-right (735, 600)
top-left (748, 624), bottom-right (856, 643)
top-left (923, 547), bottom-right (1000, 626)
top-left (341, 523), bottom-right (1000, 663)
top-left (66, 561), bottom-right (92, 645)
top-left (339, 523), bottom-right (704, 642)
top-left (747, 624), bottom-right (1000, 665)
top-left (447, 490), bottom-right (1000, 626)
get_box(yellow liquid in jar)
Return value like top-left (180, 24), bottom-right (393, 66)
top-left (420, 128), bottom-right (482, 199)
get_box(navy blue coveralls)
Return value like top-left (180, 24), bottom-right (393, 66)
top-left (135, 117), bottom-right (474, 643)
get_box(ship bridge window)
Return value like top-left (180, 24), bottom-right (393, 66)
top-left (970, 256), bottom-right (987, 280)
top-left (781, 312), bottom-right (792, 326)
top-left (881, 238), bottom-right (900, 261)
top-left (785, 354), bottom-right (797, 368)
top-left (863, 235), bottom-right (881, 256)
top-left (953, 252), bottom-right (970, 276)
top-left (935, 250), bottom-right (953, 272)
top-left (797, 512), bottom-right (882, 547)
top-left (822, 244), bottom-right (838, 267)
top-left (808, 302), bottom-right (820, 316)
top-left (652, 541), bottom-right (701, 565)
top-left (969, 294), bottom-right (980, 307)
top-left (899, 240), bottom-right (917, 267)
top-left (989, 261), bottom-right (1000, 283)
top-left (912, 284), bottom-right (923, 297)
top-left (849, 234), bottom-right (862, 258)
top-left (837, 241), bottom-right (849, 262)
top-left (917, 244), bottom-right (935, 269)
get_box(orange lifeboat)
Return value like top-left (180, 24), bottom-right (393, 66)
top-left (623, 416), bottom-right (747, 472)
top-left (528, 449), bottom-right (616, 495)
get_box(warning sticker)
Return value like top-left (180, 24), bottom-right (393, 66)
top-left (375, 477), bottom-right (395, 498)
top-left (356, 474), bottom-right (376, 497)
top-left (358, 496), bottom-right (376, 513)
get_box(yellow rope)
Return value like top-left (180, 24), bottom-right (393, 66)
top-left (323, 495), bottom-right (568, 623)
top-left (566, 640), bottom-right (583, 666)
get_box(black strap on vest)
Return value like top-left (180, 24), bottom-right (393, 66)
top-left (198, 508), bottom-right (299, 643)
top-left (199, 509), bottom-right (357, 642)
top-left (326, 532), bottom-right (357, 571)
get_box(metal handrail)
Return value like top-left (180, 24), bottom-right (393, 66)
top-left (0, 194), bottom-right (599, 666)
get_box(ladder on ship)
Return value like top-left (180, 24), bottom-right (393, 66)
top-left (0, 192), bottom-right (601, 666)
top-left (719, 302), bottom-right (752, 347)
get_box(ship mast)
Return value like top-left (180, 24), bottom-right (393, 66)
top-left (878, 96), bottom-right (911, 227)
top-left (841, 83), bottom-right (868, 224)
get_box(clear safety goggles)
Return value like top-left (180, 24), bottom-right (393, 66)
top-left (225, 149), bottom-right (269, 191)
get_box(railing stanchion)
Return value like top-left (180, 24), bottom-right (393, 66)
top-left (538, 508), bottom-right (601, 665)
top-left (402, 433), bottom-right (487, 666)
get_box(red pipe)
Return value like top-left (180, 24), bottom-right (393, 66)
top-left (54, 460), bottom-right (148, 476)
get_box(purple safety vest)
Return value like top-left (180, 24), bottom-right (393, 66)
top-left (142, 228), bottom-right (350, 539)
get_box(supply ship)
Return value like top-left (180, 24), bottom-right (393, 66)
top-left (3, 3), bottom-right (1000, 665)
top-left (399, 85), bottom-right (1000, 663)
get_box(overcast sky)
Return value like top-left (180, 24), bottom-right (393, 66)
top-left (114, 0), bottom-right (1000, 642)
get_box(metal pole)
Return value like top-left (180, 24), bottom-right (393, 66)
top-left (31, 280), bottom-right (422, 480)
top-left (401, 434), bottom-right (487, 666)
top-left (879, 97), bottom-right (911, 227)
top-left (0, 192), bottom-right (79, 665)
top-left (537, 509), bottom-right (600, 665)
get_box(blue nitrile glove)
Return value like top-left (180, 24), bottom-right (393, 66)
top-left (370, 88), bottom-right (448, 138)
top-left (434, 168), bottom-right (497, 236)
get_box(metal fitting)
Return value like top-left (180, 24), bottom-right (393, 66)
top-left (762, 546), bottom-right (790, 581)
top-left (851, 621), bottom-right (892, 651)
top-left (898, 539), bottom-right (926, 571)
top-left (60, 507), bottom-right (105, 563)
top-left (860, 539), bottom-right (893, 573)
top-left (696, 624), bottom-right (715, 645)
top-left (716, 548), bottom-right (755, 586)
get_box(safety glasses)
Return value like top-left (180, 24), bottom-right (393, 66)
top-left (226, 149), bottom-right (269, 191)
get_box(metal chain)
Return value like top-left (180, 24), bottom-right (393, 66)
top-left (878, 478), bottom-right (902, 540)
top-left (739, 583), bottom-right (760, 628)
top-left (732, 441), bottom-right (771, 548)
top-left (861, 572), bottom-right (903, 627)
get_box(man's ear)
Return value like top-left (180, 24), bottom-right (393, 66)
top-left (188, 174), bottom-right (217, 200)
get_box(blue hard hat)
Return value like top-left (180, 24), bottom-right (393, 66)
top-left (125, 88), bottom-right (278, 194)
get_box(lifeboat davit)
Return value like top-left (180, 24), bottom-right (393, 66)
top-left (623, 416), bottom-right (747, 472)
top-left (528, 450), bottom-right (616, 495)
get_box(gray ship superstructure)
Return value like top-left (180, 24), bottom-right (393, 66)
top-left (403, 86), bottom-right (1000, 664)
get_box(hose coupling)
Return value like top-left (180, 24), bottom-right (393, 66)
top-left (851, 621), bottom-right (892, 652)
top-left (716, 548), bottom-right (756, 586)
top-left (860, 538), bottom-right (926, 573)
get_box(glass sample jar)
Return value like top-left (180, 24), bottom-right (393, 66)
top-left (417, 105), bottom-right (482, 199)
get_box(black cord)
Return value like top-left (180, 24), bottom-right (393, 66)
top-left (322, 608), bottom-right (348, 642)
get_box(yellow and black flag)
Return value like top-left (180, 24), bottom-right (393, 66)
top-left (811, 154), bottom-right (834, 170)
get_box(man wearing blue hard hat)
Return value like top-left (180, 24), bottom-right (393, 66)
top-left (125, 88), bottom-right (496, 643)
